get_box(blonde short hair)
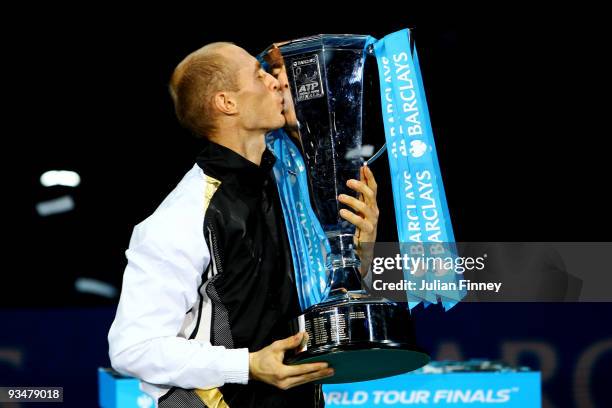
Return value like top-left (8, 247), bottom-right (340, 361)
top-left (169, 42), bottom-right (239, 138)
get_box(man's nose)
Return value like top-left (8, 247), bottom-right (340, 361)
top-left (267, 72), bottom-right (280, 91)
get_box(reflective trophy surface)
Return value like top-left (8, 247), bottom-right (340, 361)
top-left (261, 35), bottom-right (430, 383)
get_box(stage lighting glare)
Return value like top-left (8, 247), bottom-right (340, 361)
top-left (40, 170), bottom-right (81, 187)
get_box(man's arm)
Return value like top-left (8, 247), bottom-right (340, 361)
top-left (108, 206), bottom-right (332, 391)
top-left (108, 207), bottom-right (249, 389)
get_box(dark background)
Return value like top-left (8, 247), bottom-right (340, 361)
top-left (13, 4), bottom-right (609, 305)
top-left (3, 3), bottom-right (610, 407)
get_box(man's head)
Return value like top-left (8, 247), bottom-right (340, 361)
top-left (271, 63), bottom-right (298, 131)
top-left (264, 47), bottom-right (299, 131)
top-left (169, 42), bottom-right (285, 139)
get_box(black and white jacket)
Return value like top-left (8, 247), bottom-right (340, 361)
top-left (108, 139), bottom-right (322, 407)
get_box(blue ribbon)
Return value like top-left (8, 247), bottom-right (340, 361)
top-left (267, 130), bottom-right (331, 311)
top-left (368, 30), bottom-right (465, 310)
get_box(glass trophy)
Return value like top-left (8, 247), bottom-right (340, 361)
top-left (260, 35), bottom-right (430, 384)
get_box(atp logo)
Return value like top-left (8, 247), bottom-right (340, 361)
top-left (409, 140), bottom-right (428, 158)
top-left (291, 54), bottom-right (324, 102)
top-left (298, 82), bottom-right (319, 94)
top-left (137, 394), bottom-right (153, 408)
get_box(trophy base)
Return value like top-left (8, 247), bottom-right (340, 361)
top-left (286, 295), bottom-right (430, 383)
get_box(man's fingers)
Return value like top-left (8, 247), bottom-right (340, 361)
top-left (274, 332), bottom-right (304, 350)
top-left (282, 361), bottom-right (330, 378)
top-left (280, 368), bottom-right (335, 390)
top-left (338, 194), bottom-right (371, 217)
top-left (339, 209), bottom-right (374, 234)
top-left (363, 164), bottom-right (378, 193)
top-left (346, 179), bottom-right (376, 204)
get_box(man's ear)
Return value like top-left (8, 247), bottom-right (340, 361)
top-left (212, 91), bottom-right (238, 115)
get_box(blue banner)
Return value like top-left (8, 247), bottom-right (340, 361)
top-left (323, 371), bottom-right (541, 407)
top-left (368, 30), bottom-right (465, 310)
top-left (267, 130), bottom-right (331, 310)
top-left (98, 368), bottom-right (540, 408)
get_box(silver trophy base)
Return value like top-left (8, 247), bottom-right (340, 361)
top-left (286, 293), bottom-right (430, 383)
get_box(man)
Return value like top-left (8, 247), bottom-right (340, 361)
top-left (108, 42), bottom-right (379, 407)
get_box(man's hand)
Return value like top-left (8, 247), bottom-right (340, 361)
top-left (338, 164), bottom-right (379, 276)
top-left (249, 332), bottom-right (334, 390)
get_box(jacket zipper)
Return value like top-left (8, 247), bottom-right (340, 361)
top-left (207, 226), bottom-right (223, 276)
